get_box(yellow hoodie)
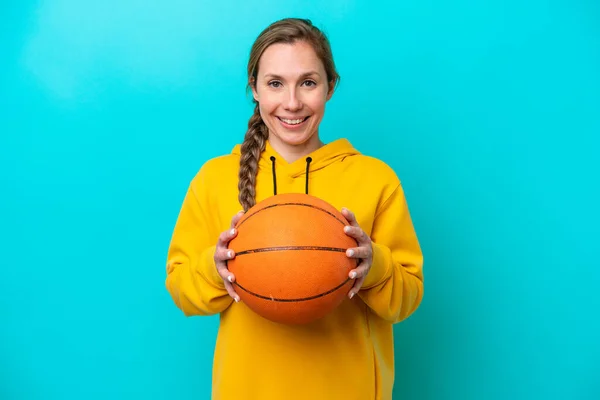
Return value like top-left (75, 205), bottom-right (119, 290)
top-left (165, 138), bottom-right (424, 400)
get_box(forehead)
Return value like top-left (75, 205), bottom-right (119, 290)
top-left (258, 41), bottom-right (325, 77)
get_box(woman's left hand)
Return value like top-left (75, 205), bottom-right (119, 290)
top-left (341, 207), bottom-right (373, 299)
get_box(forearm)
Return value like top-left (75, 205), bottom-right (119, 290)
top-left (358, 242), bottom-right (424, 323)
top-left (166, 245), bottom-right (233, 316)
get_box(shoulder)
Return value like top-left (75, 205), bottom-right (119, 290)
top-left (199, 153), bottom-right (239, 175)
top-left (345, 153), bottom-right (401, 186)
top-left (330, 151), bottom-right (403, 211)
top-left (189, 153), bottom-right (240, 193)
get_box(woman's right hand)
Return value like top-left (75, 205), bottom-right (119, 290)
top-left (214, 210), bottom-right (245, 302)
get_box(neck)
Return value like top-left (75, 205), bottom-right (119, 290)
top-left (268, 133), bottom-right (324, 163)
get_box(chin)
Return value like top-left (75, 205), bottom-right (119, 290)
top-left (276, 131), bottom-right (316, 146)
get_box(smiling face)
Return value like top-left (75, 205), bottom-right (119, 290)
top-left (251, 41), bottom-right (334, 161)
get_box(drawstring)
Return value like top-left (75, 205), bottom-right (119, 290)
top-left (305, 157), bottom-right (312, 195)
top-left (270, 156), bottom-right (277, 195)
top-left (268, 156), bottom-right (312, 196)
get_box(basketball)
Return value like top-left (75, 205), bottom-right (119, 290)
top-left (227, 193), bottom-right (358, 325)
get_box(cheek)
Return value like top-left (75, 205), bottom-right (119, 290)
top-left (307, 98), bottom-right (326, 115)
top-left (306, 91), bottom-right (328, 112)
top-left (258, 97), bottom-right (278, 116)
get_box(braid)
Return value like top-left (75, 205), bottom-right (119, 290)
top-left (238, 103), bottom-right (268, 211)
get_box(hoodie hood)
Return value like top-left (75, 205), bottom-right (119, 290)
top-left (231, 138), bottom-right (360, 195)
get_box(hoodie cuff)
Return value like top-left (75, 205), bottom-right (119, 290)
top-left (197, 245), bottom-right (226, 289)
top-left (362, 242), bottom-right (392, 289)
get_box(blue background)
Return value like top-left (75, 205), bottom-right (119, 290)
top-left (1, 0), bottom-right (599, 399)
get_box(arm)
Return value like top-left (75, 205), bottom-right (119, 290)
top-left (346, 184), bottom-right (424, 324)
top-left (165, 171), bottom-right (233, 317)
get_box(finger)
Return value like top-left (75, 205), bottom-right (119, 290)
top-left (218, 227), bottom-right (238, 247)
top-left (343, 225), bottom-right (369, 244)
top-left (348, 259), bottom-right (370, 298)
top-left (214, 249), bottom-right (240, 302)
top-left (214, 247), bottom-right (236, 281)
top-left (348, 274), bottom-right (366, 299)
top-left (341, 207), bottom-right (359, 227)
top-left (348, 260), bottom-right (370, 280)
top-left (224, 280), bottom-right (240, 302)
top-left (215, 246), bottom-right (235, 265)
top-left (346, 246), bottom-right (371, 259)
top-left (231, 210), bottom-right (245, 228)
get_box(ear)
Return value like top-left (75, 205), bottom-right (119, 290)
top-left (326, 80), bottom-right (335, 101)
top-left (250, 77), bottom-right (259, 101)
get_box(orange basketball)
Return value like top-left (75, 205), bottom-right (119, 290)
top-left (227, 193), bottom-right (358, 325)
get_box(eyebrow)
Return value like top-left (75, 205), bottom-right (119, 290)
top-left (263, 71), bottom-right (321, 80)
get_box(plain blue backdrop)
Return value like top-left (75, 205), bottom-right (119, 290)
top-left (1, 0), bottom-right (599, 399)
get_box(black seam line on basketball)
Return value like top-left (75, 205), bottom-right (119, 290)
top-left (234, 278), bottom-right (352, 302)
top-left (235, 246), bottom-right (347, 256)
top-left (237, 202), bottom-right (347, 229)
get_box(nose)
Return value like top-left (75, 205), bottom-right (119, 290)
top-left (284, 88), bottom-right (302, 111)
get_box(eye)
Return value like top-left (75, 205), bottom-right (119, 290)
top-left (302, 80), bottom-right (317, 87)
top-left (268, 80), bottom-right (282, 88)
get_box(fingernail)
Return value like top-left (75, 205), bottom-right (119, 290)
top-left (228, 275), bottom-right (233, 283)
top-left (230, 229), bottom-right (236, 235)
top-left (350, 271), bottom-right (357, 279)
top-left (228, 251), bottom-right (233, 258)
top-left (349, 292), bottom-right (354, 299)
top-left (235, 296), bottom-right (240, 302)
top-left (344, 226), bottom-right (351, 233)
top-left (347, 249), bottom-right (355, 257)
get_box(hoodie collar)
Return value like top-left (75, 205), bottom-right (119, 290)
top-left (232, 138), bottom-right (360, 196)
top-left (232, 138), bottom-right (360, 178)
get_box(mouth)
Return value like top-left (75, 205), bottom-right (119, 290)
top-left (277, 116), bottom-right (310, 128)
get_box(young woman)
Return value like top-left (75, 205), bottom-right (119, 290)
top-left (166, 18), bottom-right (424, 400)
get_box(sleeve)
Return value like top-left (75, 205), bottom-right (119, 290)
top-left (357, 183), bottom-right (424, 324)
top-left (165, 169), bottom-right (234, 316)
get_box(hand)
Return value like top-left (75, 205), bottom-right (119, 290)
top-left (214, 210), bottom-right (245, 302)
top-left (341, 207), bottom-right (373, 299)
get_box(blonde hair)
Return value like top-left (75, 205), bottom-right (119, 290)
top-left (238, 18), bottom-right (340, 211)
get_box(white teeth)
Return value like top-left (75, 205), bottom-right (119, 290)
top-left (280, 117), bottom-right (306, 125)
